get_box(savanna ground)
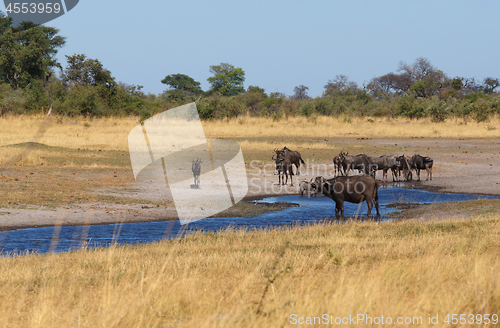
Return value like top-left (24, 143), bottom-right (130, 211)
top-left (1, 114), bottom-right (500, 327)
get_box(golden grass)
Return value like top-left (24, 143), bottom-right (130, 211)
top-left (0, 216), bottom-right (499, 327)
top-left (203, 115), bottom-right (500, 141)
top-left (0, 115), bottom-right (137, 151)
top-left (0, 115), bottom-right (498, 155)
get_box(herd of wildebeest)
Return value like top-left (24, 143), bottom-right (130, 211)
top-left (190, 146), bottom-right (434, 218)
top-left (272, 146), bottom-right (434, 218)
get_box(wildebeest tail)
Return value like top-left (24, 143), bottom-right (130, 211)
top-left (423, 157), bottom-right (433, 168)
top-left (300, 157), bottom-right (306, 165)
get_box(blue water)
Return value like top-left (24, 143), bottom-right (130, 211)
top-left (1, 186), bottom-right (497, 256)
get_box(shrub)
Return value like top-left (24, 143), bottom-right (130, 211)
top-left (427, 97), bottom-right (449, 122)
top-left (471, 98), bottom-right (491, 123)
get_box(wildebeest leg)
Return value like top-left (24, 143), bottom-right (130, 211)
top-left (390, 168), bottom-right (397, 182)
top-left (335, 205), bottom-right (340, 218)
top-left (366, 198), bottom-right (372, 217)
top-left (426, 167), bottom-right (432, 181)
top-left (374, 196), bottom-right (380, 217)
top-left (417, 168), bottom-right (421, 181)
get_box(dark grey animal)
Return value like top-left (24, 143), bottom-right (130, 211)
top-left (275, 146), bottom-right (306, 175)
top-left (333, 153), bottom-right (345, 176)
top-left (311, 175), bottom-right (380, 218)
top-left (191, 158), bottom-right (202, 188)
top-left (299, 179), bottom-right (317, 197)
top-left (396, 155), bottom-right (413, 181)
top-left (337, 151), bottom-right (374, 177)
top-left (408, 154), bottom-right (434, 181)
top-left (368, 155), bottom-right (401, 182)
top-left (272, 154), bottom-right (294, 186)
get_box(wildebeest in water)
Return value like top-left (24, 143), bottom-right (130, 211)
top-left (299, 178), bottom-right (317, 197)
top-left (311, 175), bottom-right (380, 218)
top-left (191, 158), bottom-right (202, 188)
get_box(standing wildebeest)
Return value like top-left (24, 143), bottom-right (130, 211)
top-left (337, 151), bottom-right (374, 177)
top-left (275, 146), bottom-right (306, 175)
top-left (299, 178), bottom-right (317, 197)
top-left (311, 175), bottom-right (380, 218)
top-left (368, 155), bottom-right (401, 182)
top-left (333, 153), bottom-right (345, 176)
top-left (396, 155), bottom-right (413, 181)
top-left (191, 158), bottom-right (202, 188)
top-left (408, 154), bottom-right (434, 181)
top-left (272, 154), bottom-right (294, 186)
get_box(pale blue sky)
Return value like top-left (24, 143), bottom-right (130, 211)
top-left (3, 0), bottom-right (499, 97)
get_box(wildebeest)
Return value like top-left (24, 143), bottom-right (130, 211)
top-left (299, 179), bottom-right (317, 197)
top-left (275, 146), bottom-right (306, 175)
top-left (333, 153), bottom-right (345, 176)
top-left (191, 158), bottom-right (202, 188)
top-left (408, 154), bottom-right (433, 181)
top-left (311, 175), bottom-right (380, 218)
top-left (272, 154), bottom-right (294, 186)
top-left (396, 155), bottom-right (413, 181)
top-left (368, 155), bottom-right (401, 182)
top-left (337, 151), bottom-right (374, 177)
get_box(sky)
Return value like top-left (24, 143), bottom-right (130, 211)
top-left (3, 0), bottom-right (499, 97)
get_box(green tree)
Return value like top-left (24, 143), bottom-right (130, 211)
top-left (293, 85), bottom-right (309, 100)
top-left (63, 54), bottom-right (115, 88)
top-left (483, 77), bottom-right (499, 94)
top-left (161, 73), bottom-right (203, 95)
top-left (0, 13), bottom-right (66, 90)
top-left (207, 63), bottom-right (245, 96)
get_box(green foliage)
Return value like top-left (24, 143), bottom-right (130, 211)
top-left (63, 54), bottom-right (115, 88)
top-left (471, 98), bottom-right (491, 123)
top-left (299, 101), bottom-right (314, 117)
top-left (396, 97), bottom-right (426, 119)
top-left (161, 73), bottom-right (203, 96)
top-left (427, 97), bottom-right (449, 122)
top-left (463, 92), bottom-right (487, 103)
top-left (25, 79), bottom-right (49, 113)
top-left (0, 17), bottom-right (66, 90)
top-left (0, 82), bottom-right (25, 115)
top-left (197, 94), bottom-right (244, 120)
top-left (207, 63), bottom-right (245, 96)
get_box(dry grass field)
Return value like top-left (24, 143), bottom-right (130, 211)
top-left (1, 114), bottom-right (500, 327)
top-left (0, 217), bottom-right (499, 327)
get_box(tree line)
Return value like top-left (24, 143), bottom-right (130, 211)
top-left (1, 11), bottom-right (499, 123)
